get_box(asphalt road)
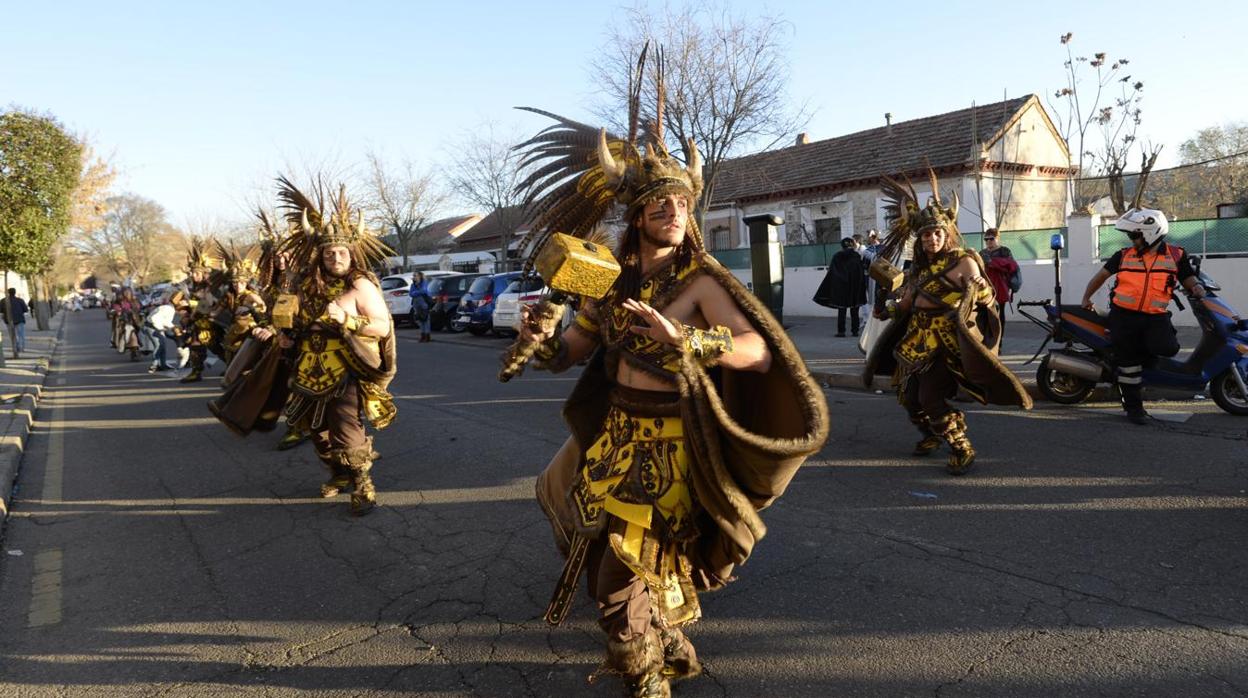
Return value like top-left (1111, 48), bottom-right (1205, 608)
top-left (1, 311), bottom-right (1246, 697)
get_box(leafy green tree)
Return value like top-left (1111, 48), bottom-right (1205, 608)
top-left (0, 108), bottom-right (82, 356)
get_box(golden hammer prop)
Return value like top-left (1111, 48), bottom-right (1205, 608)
top-left (498, 233), bottom-right (621, 382)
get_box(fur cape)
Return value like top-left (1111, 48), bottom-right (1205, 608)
top-left (536, 253), bottom-right (830, 590)
top-left (862, 253), bottom-right (1032, 409)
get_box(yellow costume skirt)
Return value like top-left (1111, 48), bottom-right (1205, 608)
top-left (575, 399), bottom-right (701, 626)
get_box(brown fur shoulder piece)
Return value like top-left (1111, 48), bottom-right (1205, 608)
top-left (674, 254), bottom-right (830, 581)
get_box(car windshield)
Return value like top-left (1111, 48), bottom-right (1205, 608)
top-left (380, 277), bottom-right (407, 291)
top-left (468, 277), bottom-right (493, 295)
top-left (427, 278), bottom-right (446, 294)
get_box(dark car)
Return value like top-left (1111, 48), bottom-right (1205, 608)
top-left (453, 272), bottom-right (521, 336)
top-left (427, 273), bottom-right (483, 331)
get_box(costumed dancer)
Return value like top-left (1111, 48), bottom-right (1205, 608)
top-left (505, 48), bottom-right (828, 698)
top-left (265, 178), bottom-right (396, 516)
top-left (217, 242), bottom-right (267, 370)
top-left (172, 237), bottom-right (224, 383)
top-left (255, 212), bottom-right (313, 451)
top-left (864, 172), bottom-right (1032, 474)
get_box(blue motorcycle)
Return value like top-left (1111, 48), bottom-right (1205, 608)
top-left (1017, 239), bottom-right (1248, 415)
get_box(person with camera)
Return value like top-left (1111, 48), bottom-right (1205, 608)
top-left (1080, 208), bottom-right (1206, 425)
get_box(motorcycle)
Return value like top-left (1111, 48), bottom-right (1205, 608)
top-left (1017, 235), bottom-right (1248, 416)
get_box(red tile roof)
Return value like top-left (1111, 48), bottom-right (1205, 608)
top-left (712, 95), bottom-right (1037, 204)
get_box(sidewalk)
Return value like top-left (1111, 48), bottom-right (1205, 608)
top-left (0, 311), bottom-right (65, 518)
top-left (782, 313), bottom-right (1203, 395)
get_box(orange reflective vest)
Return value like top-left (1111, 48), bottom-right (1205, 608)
top-left (1111, 244), bottom-right (1185, 314)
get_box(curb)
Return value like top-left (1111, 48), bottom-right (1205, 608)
top-left (0, 313), bottom-right (66, 519)
top-left (810, 368), bottom-right (1114, 403)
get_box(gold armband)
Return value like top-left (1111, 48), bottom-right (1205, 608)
top-left (344, 315), bottom-right (371, 334)
top-left (682, 324), bottom-right (734, 364)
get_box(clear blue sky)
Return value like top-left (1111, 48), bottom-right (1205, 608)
top-left (4, 0), bottom-right (1244, 226)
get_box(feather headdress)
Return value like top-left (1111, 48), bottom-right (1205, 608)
top-left (275, 176), bottom-right (392, 275)
top-left (254, 209), bottom-right (288, 291)
top-left (513, 44), bottom-right (704, 269)
top-left (217, 240), bottom-right (259, 285)
top-left (878, 168), bottom-right (963, 262)
top-left (185, 236), bottom-right (221, 274)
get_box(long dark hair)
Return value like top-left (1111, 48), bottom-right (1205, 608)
top-left (611, 220), bottom-right (696, 302)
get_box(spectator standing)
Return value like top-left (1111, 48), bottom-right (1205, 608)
top-left (980, 229), bottom-right (1019, 334)
top-left (813, 238), bottom-right (869, 337)
top-left (2, 288), bottom-right (29, 355)
top-left (409, 271), bottom-right (433, 343)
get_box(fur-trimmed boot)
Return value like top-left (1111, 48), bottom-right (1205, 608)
top-left (345, 438), bottom-right (380, 517)
top-left (934, 410), bottom-right (975, 475)
top-left (318, 452), bottom-right (353, 498)
top-left (595, 629), bottom-right (670, 698)
top-left (656, 624), bottom-right (701, 683)
top-left (180, 349), bottom-right (205, 383)
top-left (910, 414), bottom-right (942, 456)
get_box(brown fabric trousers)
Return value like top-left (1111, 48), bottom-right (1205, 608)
top-left (903, 357), bottom-right (958, 422)
top-left (310, 381), bottom-right (368, 456)
top-left (586, 534), bottom-right (651, 643)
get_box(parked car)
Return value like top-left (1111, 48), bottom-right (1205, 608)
top-left (453, 272), bottom-right (522, 336)
top-left (381, 271), bottom-right (463, 325)
top-left (428, 273), bottom-right (483, 331)
top-left (492, 275), bottom-right (582, 337)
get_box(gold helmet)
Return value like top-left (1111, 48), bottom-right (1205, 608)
top-left (275, 176), bottom-right (392, 275)
top-left (878, 168), bottom-right (963, 262)
top-left (514, 44), bottom-right (705, 264)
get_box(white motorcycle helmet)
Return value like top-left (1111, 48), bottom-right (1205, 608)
top-left (1115, 207), bottom-right (1169, 246)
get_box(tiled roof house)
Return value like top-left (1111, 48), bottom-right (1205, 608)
top-left (704, 94), bottom-right (1073, 251)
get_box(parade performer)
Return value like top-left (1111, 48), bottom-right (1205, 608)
top-left (864, 173), bottom-right (1032, 474)
top-left (507, 49), bottom-right (828, 698)
top-left (255, 178), bottom-right (396, 516)
top-left (171, 237), bottom-right (224, 383)
top-left (217, 243), bottom-right (267, 369)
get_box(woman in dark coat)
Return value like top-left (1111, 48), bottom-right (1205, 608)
top-left (813, 237), bottom-right (868, 336)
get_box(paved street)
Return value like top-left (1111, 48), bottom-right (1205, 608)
top-left (2, 310), bottom-right (1247, 696)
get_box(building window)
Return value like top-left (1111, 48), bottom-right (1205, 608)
top-left (814, 217), bottom-right (842, 244)
top-left (712, 226), bottom-right (731, 250)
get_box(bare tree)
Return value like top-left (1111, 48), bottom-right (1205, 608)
top-left (1048, 32), bottom-right (1159, 214)
top-left (1178, 122), bottom-right (1248, 208)
top-left (363, 150), bottom-right (446, 269)
top-left (590, 3), bottom-right (810, 223)
top-left (71, 194), bottom-right (184, 285)
top-left (447, 124), bottom-right (526, 271)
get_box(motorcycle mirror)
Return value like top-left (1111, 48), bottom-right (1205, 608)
top-left (1050, 233), bottom-right (1065, 250)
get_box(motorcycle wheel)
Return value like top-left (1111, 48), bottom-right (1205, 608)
top-left (1036, 355), bottom-right (1096, 404)
top-left (1210, 368), bottom-right (1248, 416)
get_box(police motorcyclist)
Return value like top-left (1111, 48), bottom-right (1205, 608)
top-left (1080, 208), bottom-right (1206, 424)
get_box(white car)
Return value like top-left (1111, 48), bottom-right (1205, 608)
top-left (492, 276), bottom-right (574, 337)
top-left (381, 271), bottom-right (463, 324)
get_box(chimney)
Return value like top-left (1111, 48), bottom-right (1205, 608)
top-left (795, 132), bottom-right (809, 146)
top-left (885, 112), bottom-right (892, 136)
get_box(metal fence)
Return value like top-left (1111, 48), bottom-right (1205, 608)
top-left (1097, 216), bottom-right (1248, 258)
top-left (710, 228), bottom-right (1070, 271)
